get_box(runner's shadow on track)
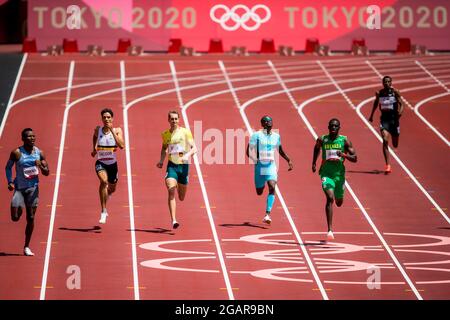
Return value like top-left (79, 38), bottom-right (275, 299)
top-left (219, 222), bottom-right (268, 229)
top-left (128, 228), bottom-right (175, 236)
top-left (0, 252), bottom-right (23, 257)
top-left (59, 226), bottom-right (102, 233)
top-left (301, 240), bottom-right (332, 248)
top-left (347, 170), bottom-right (384, 175)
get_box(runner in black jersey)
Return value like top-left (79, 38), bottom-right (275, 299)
top-left (368, 76), bottom-right (404, 173)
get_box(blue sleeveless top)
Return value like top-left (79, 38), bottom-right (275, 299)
top-left (14, 146), bottom-right (41, 190)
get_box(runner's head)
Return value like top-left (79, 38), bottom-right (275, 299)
top-left (328, 118), bottom-right (340, 135)
top-left (261, 115), bottom-right (273, 131)
top-left (21, 128), bottom-right (35, 147)
top-left (101, 108), bottom-right (114, 126)
top-left (168, 110), bottom-right (180, 128)
top-left (382, 76), bottom-right (392, 89)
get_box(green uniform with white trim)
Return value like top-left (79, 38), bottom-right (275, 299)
top-left (319, 134), bottom-right (347, 199)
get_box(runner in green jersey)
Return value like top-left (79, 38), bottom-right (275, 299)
top-left (312, 118), bottom-right (357, 240)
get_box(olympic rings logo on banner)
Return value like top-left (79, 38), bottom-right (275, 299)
top-left (210, 4), bottom-right (271, 31)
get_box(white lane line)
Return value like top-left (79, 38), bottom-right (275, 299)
top-left (169, 60), bottom-right (235, 300)
top-left (355, 96), bottom-right (450, 224)
top-left (414, 92), bottom-right (450, 147)
top-left (7, 61), bottom-right (325, 111)
top-left (0, 53), bottom-right (28, 138)
top-left (317, 60), bottom-right (356, 109)
top-left (367, 60), bottom-right (450, 146)
top-left (219, 60), bottom-right (329, 300)
top-left (415, 60), bottom-right (450, 92)
top-left (270, 61), bottom-right (423, 300)
top-left (120, 61), bottom-right (140, 300)
top-left (40, 61), bottom-right (75, 300)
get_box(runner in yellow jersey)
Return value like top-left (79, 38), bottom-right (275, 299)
top-left (91, 108), bottom-right (124, 224)
top-left (157, 110), bottom-right (197, 229)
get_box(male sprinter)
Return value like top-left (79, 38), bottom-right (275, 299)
top-left (157, 110), bottom-right (197, 229)
top-left (91, 108), bottom-right (125, 224)
top-left (246, 115), bottom-right (293, 224)
top-left (5, 128), bottom-right (50, 256)
top-left (368, 75), bottom-right (404, 173)
top-left (312, 118), bottom-right (357, 240)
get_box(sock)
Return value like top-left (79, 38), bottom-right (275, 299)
top-left (266, 194), bottom-right (275, 213)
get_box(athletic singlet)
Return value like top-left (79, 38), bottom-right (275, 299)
top-left (14, 146), bottom-right (41, 190)
top-left (378, 88), bottom-right (399, 118)
top-left (320, 134), bottom-right (346, 175)
top-left (249, 130), bottom-right (281, 165)
top-left (96, 127), bottom-right (117, 165)
top-left (161, 127), bottom-right (194, 165)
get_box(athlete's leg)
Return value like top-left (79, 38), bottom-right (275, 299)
top-left (97, 170), bottom-right (109, 212)
top-left (166, 178), bottom-right (178, 223)
top-left (381, 129), bottom-right (390, 165)
top-left (266, 180), bottom-right (276, 214)
top-left (107, 182), bottom-right (117, 195)
top-left (324, 188), bottom-right (335, 232)
top-left (24, 206), bottom-right (37, 248)
top-left (11, 191), bottom-right (24, 222)
top-left (392, 135), bottom-right (399, 148)
top-left (177, 183), bottom-right (187, 201)
top-left (335, 198), bottom-right (343, 207)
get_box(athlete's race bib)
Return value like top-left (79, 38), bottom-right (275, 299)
top-left (325, 150), bottom-right (341, 161)
top-left (168, 143), bottom-right (184, 155)
top-left (23, 166), bottom-right (39, 179)
top-left (380, 96), bottom-right (396, 110)
top-left (259, 150), bottom-right (275, 162)
top-left (97, 150), bottom-right (114, 161)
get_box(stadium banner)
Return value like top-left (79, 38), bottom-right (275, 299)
top-left (28, 0), bottom-right (450, 51)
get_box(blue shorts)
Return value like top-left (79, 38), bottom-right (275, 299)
top-left (254, 162), bottom-right (277, 189)
top-left (165, 161), bottom-right (189, 185)
top-left (11, 186), bottom-right (39, 208)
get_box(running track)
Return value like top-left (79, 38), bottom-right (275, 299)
top-left (0, 53), bottom-right (449, 300)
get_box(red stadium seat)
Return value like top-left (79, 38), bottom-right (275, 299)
top-left (63, 38), bottom-right (79, 53)
top-left (208, 38), bottom-right (224, 53)
top-left (22, 38), bottom-right (37, 53)
top-left (117, 38), bottom-right (131, 53)
top-left (396, 38), bottom-right (411, 53)
top-left (352, 38), bottom-right (366, 48)
top-left (168, 38), bottom-right (182, 53)
top-left (260, 38), bottom-right (275, 53)
top-left (305, 38), bottom-right (319, 53)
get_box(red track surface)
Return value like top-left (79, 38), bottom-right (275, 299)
top-left (0, 54), bottom-right (449, 300)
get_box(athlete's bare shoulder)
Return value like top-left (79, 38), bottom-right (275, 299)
top-left (10, 148), bottom-right (21, 161)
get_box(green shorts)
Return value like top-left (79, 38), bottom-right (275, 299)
top-left (165, 161), bottom-right (189, 185)
top-left (321, 175), bottom-right (345, 199)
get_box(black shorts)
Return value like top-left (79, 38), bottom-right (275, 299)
top-left (380, 117), bottom-right (400, 137)
top-left (95, 161), bottom-right (118, 184)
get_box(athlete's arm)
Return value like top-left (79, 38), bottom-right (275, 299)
top-left (91, 126), bottom-right (99, 157)
top-left (157, 143), bottom-right (168, 168)
top-left (5, 149), bottom-right (20, 191)
top-left (312, 137), bottom-right (323, 172)
top-left (36, 150), bottom-right (50, 176)
top-left (182, 139), bottom-right (197, 160)
top-left (278, 145), bottom-right (293, 171)
top-left (394, 89), bottom-right (404, 117)
top-left (340, 139), bottom-right (357, 163)
top-left (246, 144), bottom-right (258, 164)
top-left (368, 91), bottom-right (379, 122)
top-left (111, 127), bottom-right (125, 149)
